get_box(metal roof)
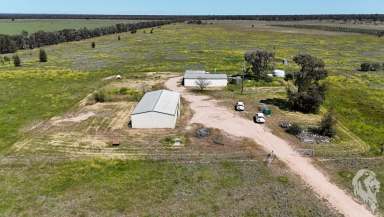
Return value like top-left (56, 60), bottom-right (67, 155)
top-left (184, 73), bottom-right (228, 80)
top-left (132, 90), bottom-right (180, 116)
top-left (185, 70), bottom-right (208, 75)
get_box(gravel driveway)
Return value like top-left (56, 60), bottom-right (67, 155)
top-left (165, 76), bottom-right (375, 217)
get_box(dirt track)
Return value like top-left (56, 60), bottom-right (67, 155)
top-left (165, 76), bottom-right (376, 217)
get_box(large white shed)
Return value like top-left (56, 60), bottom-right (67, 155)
top-left (131, 90), bottom-right (181, 129)
top-left (183, 71), bottom-right (228, 88)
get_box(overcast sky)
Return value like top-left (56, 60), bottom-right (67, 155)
top-left (2, 0), bottom-right (384, 15)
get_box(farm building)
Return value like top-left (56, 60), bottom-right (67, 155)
top-left (131, 90), bottom-right (181, 129)
top-left (183, 70), bottom-right (228, 88)
top-left (273, 69), bottom-right (286, 78)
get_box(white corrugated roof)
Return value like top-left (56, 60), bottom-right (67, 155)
top-left (132, 90), bottom-right (180, 116)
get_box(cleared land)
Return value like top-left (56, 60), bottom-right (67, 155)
top-left (1, 74), bottom-right (341, 217)
top-left (0, 20), bottom-right (383, 216)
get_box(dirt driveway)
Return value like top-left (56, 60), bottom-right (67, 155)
top-left (165, 77), bottom-right (375, 217)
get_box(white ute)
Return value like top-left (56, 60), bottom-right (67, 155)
top-left (235, 102), bottom-right (245, 111)
top-left (255, 112), bottom-right (266, 124)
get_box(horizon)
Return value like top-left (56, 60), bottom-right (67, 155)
top-left (1, 12), bottom-right (384, 16)
top-left (2, 0), bottom-right (384, 15)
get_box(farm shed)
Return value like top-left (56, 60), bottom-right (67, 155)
top-left (273, 69), bottom-right (286, 78)
top-left (131, 90), bottom-right (181, 129)
top-left (183, 71), bottom-right (228, 88)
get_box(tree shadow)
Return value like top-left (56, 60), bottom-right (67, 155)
top-left (260, 98), bottom-right (290, 111)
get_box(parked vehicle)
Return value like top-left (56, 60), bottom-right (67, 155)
top-left (235, 101), bottom-right (245, 111)
top-left (255, 112), bottom-right (266, 124)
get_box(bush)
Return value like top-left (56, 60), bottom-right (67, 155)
top-left (39, 49), bottom-right (47, 62)
top-left (3, 56), bottom-right (10, 63)
top-left (371, 63), bottom-right (381, 71)
top-left (284, 73), bottom-right (294, 81)
top-left (286, 123), bottom-right (303, 135)
top-left (287, 85), bottom-right (326, 114)
top-left (118, 87), bottom-right (128, 95)
top-left (318, 110), bottom-right (337, 137)
top-left (12, 55), bottom-right (21, 67)
top-left (94, 90), bottom-right (106, 103)
top-left (360, 62), bottom-right (382, 71)
top-left (360, 62), bottom-right (371, 71)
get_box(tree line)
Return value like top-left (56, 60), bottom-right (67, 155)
top-left (271, 24), bottom-right (384, 37)
top-left (2, 14), bottom-right (384, 21)
top-left (0, 20), bottom-right (172, 54)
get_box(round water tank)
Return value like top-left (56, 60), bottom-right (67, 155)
top-left (273, 70), bottom-right (285, 78)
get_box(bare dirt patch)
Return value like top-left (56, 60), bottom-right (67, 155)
top-left (11, 74), bottom-right (256, 163)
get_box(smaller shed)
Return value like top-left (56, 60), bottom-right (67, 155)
top-left (183, 70), bottom-right (228, 88)
top-left (273, 69), bottom-right (286, 78)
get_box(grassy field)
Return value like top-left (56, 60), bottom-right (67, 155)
top-left (1, 22), bottom-right (383, 153)
top-left (0, 159), bottom-right (340, 217)
top-left (0, 19), bottom-right (143, 35)
top-left (0, 20), bottom-right (383, 216)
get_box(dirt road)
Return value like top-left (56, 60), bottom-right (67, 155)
top-left (165, 77), bottom-right (375, 217)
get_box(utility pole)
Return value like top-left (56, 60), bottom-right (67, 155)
top-left (241, 61), bottom-right (245, 95)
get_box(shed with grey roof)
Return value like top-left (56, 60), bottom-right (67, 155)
top-left (183, 70), bottom-right (228, 88)
top-left (131, 90), bottom-right (181, 129)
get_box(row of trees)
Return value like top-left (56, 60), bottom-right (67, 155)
top-left (0, 20), bottom-right (172, 54)
top-left (271, 24), bottom-right (384, 37)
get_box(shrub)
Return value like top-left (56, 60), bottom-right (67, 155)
top-left (3, 56), bottom-right (10, 63)
top-left (284, 73), bottom-right (294, 81)
top-left (39, 49), bottom-right (47, 62)
top-left (12, 55), bottom-right (21, 67)
top-left (370, 62), bottom-right (381, 71)
top-left (118, 87), bottom-right (128, 95)
top-left (286, 123), bottom-right (303, 135)
top-left (360, 62), bottom-right (371, 71)
top-left (287, 84), bottom-right (326, 114)
top-left (318, 110), bottom-right (337, 137)
top-left (360, 62), bottom-right (382, 71)
top-left (94, 90), bottom-right (106, 103)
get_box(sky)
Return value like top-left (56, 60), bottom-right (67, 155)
top-left (1, 0), bottom-right (384, 15)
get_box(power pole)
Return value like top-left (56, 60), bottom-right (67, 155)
top-left (241, 61), bottom-right (245, 95)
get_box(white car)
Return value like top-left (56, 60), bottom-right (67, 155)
top-left (235, 102), bottom-right (245, 111)
top-left (255, 112), bottom-right (266, 124)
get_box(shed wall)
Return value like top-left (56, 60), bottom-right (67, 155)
top-left (131, 112), bottom-right (178, 129)
top-left (184, 79), bottom-right (228, 87)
